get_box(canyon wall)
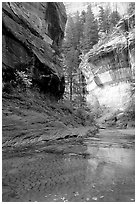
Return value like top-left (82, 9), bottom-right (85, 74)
top-left (80, 14), bottom-right (135, 111)
top-left (2, 2), bottom-right (67, 99)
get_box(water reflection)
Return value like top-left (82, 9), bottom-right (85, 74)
top-left (87, 145), bottom-right (135, 168)
top-left (2, 135), bottom-right (135, 202)
top-left (86, 144), bottom-right (135, 186)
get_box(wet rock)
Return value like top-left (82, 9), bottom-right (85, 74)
top-left (92, 197), bottom-right (98, 201)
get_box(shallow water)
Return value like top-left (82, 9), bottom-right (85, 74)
top-left (2, 129), bottom-right (135, 202)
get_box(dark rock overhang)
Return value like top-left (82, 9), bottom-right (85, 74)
top-left (2, 2), bottom-right (67, 77)
top-left (2, 2), bottom-right (67, 99)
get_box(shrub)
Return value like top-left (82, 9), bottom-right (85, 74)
top-left (2, 82), bottom-right (13, 94)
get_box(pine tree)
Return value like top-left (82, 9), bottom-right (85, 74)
top-left (98, 6), bottom-right (106, 33)
top-left (109, 10), bottom-right (121, 28)
top-left (73, 12), bottom-right (82, 48)
top-left (127, 2), bottom-right (135, 15)
top-left (82, 5), bottom-right (99, 52)
top-left (104, 5), bottom-right (111, 34)
top-left (78, 10), bottom-right (86, 51)
top-left (62, 12), bottom-right (88, 105)
top-left (98, 5), bottom-right (120, 35)
top-left (64, 16), bottom-right (76, 50)
top-left (62, 15), bottom-right (81, 101)
top-left (80, 10), bottom-right (86, 25)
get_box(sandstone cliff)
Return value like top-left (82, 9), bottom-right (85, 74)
top-left (2, 2), bottom-right (67, 98)
top-left (80, 13), bottom-right (135, 87)
top-left (80, 14), bottom-right (135, 127)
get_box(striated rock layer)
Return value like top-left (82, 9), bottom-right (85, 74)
top-left (2, 91), bottom-right (98, 148)
top-left (80, 14), bottom-right (135, 110)
top-left (2, 2), bottom-right (67, 98)
top-left (80, 13), bottom-right (135, 87)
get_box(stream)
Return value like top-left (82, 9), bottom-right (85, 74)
top-left (2, 128), bottom-right (135, 202)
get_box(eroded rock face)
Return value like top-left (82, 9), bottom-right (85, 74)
top-left (2, 2), bottom-right (67, 98)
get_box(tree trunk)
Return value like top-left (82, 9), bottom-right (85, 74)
top-left (70, 74), bottom-right (73, 102)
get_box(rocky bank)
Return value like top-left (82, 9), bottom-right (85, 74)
top-left (2, 2), bottom-right (98, 149)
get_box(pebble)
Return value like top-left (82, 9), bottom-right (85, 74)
top-left (92, 197), bottom-right (97, 200)
top-left (74, 192), bottom-right (79, 196)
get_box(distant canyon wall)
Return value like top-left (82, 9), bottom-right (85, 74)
top-left (87, 82), bottom-right (131, 111)
top-left (80, 14), bottom-right (135, 111)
